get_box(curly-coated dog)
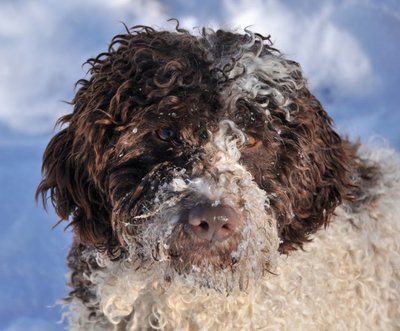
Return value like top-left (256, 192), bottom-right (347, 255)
top-left (37, 24), bottom-right (400, 330)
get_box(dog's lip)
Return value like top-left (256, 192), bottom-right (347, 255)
top-left (191, 244), bottom-right (219, 257)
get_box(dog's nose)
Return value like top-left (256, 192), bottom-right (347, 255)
top-left (187, 205), bottom-right (238, 242)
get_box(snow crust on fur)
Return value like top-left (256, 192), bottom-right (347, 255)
top-left (68, 146), bottom-right (400, 330)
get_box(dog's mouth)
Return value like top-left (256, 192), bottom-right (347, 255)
top-left (167, 227), bottom-right (242, 273)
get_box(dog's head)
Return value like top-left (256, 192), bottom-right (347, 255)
top-left (37, 25), bottom-right (358, 290)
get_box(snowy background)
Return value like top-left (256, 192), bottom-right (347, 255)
top-left (0, 0), bottom-right (399, 329)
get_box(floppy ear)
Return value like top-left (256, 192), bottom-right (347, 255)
top-left (275, 92), bottom-right (358, 253)
top-left (36, 122), bottom-right (113, 249)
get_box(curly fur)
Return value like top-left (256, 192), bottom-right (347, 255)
top-left (37, 23), bottom-right (400, 330)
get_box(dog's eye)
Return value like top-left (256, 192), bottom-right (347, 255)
top-left (156, 128), bottom-right (175, 142)
top-left (245, 135), bottom-right (260, 148)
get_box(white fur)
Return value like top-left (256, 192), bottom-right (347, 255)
top-left (67, 138), bottom-right (400, 330)
top-left (217, 31), bottom-right (303, 120)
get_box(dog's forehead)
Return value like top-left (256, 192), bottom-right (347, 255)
top-left (139, 33), bottom-right (302, 131)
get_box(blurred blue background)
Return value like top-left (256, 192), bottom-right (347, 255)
top-left (0, 0), bottom-right (399, 329)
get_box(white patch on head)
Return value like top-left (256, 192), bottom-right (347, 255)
top-left (217, 31), bottom-right (305, 121)
top-left (229, 55), bottom-right (303, 98)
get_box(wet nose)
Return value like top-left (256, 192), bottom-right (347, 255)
top-left (187, 205), bottom-right (238, 242)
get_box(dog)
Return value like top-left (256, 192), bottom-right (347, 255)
top-left (37, 23), bottom-right (400, 330)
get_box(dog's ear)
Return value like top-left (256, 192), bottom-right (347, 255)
top-left (36, 121), bottom-right (112, 248)
top-left (275, 91), bottom-right (358, 253)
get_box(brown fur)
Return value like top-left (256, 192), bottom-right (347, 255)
top-left (37, 25), bottom-right (378, 307)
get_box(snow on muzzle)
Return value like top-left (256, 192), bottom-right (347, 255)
top-left (120, 120), bottom-right (279, 286)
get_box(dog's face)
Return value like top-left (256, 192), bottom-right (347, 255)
top-left (38, 27), bottom-right (357, 290)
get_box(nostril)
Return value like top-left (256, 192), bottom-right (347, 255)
top-left (222, 224), bottom-right (231, 230)
top-left (218, 225), bottom-right (232, 239)
top-left (199, 221), bottom-right (209, 231)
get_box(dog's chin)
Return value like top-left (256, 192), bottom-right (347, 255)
top-left (167, 238), bottom-right (241, 274)
top-left (150, 234), bottom-right (271, 293)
